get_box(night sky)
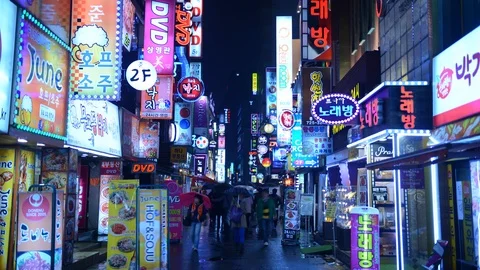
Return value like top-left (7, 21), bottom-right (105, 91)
top-left (201, 0), bottom-right (299, 112)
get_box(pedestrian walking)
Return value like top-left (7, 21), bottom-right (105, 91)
top-left (186, 194), bottom-right (208, 251)
top-left (269, 188), bottom-right (282, 234)
top-left (256, 189), bottom-right (275, 246)
top-left (230, 194), bottom-right (248, 254)
top-left (243, 194), bottom-right (253, 234)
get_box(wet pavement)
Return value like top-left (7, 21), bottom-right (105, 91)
top-left (87, 225), bottom-right (347, 270)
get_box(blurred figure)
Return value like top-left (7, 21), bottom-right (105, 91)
top-left (230, 194), bottom-right (248, 254)
top-left (243, 193), bottom-right (253, 234)
top-left (269, 188), bottom-right (282, 232)
top-left (256, 189), bottom-right (275, 246)
top-left (186, 194), bottom-right (208, 251)
top-left (210, 191), bottom-right (228, 233)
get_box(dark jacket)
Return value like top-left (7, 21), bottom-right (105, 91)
top-left (256, 197), bottom-right (275, 220)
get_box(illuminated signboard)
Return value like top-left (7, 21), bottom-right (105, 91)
top-left (251, 113), bottom-right (260, 135)
top-left (276, 16), bottom-right (293, 147)
top-left (252, 73), bottom-right (258, 95)
top-left (311, 93), bottom-right (360, 125)
top-left (144, 0), bottom-right (175, 75)
top-left (189, 0), bottom-right (202, 57)
top-left (353, 83), bottom-right (432, 142)
top-left (350, 207), bottom-right (380, 269)
top-left (177, 76), bottom-right (205, 102)
top-left (265, 68), bottom-right (277, 126)
top-left (14, 11), bottom-right (70, 140)
top-left (173, 102), bottom-right (193, 146)
top-left (190, 62), bottom-right (202, 79)
top-left (301, 67), bottom-right (331, 126)
top-left (175, 3), bottom-right (191, 46)
top-left (70, 0), bottom-right (123, 100)
top-left (279, 110), bottom-right (295, 130)
top-left (0, 1), bottom-right (17, 134)
top-left (333, 83), bottom-right (360, 135)
top-left (433, 25), bottom-right (480, 127)
top-left (291, 112), bottom-right (319, 168)
top-left (193, 154), bottom-right (207, 175)
top-left (122, 0), bottom-right (136, 51)
top-left (301, 0), bottom-right (332, 61)
top-left (140, 75), bottom-right (174, 119)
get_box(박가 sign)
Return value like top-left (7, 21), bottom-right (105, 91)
top-left (350, 207), bottom-right (380, 270)
top-left (132, 163), bottom-right (156, 173)
top-left (311, 93), bottom-right (360, 125)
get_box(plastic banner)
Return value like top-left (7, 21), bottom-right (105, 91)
top-left (106, 179), bottom-right (139, 270)
top-left (165, 180), bottom-right (182, 241)
top-left (138, 189), bottom-right (162, 269)
top-left (350, 206), bottom-right (380, 270)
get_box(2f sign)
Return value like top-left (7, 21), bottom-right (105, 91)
top-left (126, 60), bottom-right (157, 90)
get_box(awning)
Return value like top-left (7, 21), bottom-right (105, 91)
top-left (366, 141), bottom-right (480, 170)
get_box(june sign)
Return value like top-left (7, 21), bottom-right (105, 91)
top-left (311, 93), bottom-right (360, 125)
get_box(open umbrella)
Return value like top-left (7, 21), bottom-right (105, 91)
top-left (213, 183), bottom-right (232, 193)
top-left (180, 192), bottom-right (212, 209)
top-left (226, 185), bottom-right (256, 196)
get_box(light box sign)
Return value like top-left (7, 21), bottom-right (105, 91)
top-left (350, 207), bottom-right (380, 270)
top-left (218, 136), bottom-right (225, 149)
top-left (175, 3), bottom-right (192, 47)
top-left (190, 62), bottom-right (202, 79)
top-left (12, 0), bottom-right (71, 43)
top-left (311, 93), bottom-right (360, 125)
top-left (291, 113), bottom-right (319, 168)
top-left (15, 12), bottom-right (70, 140)
top-left (122, 0), bottom-right (136, 51)
top-left (138, 188), bottom-right (162, 269)
top-left (189, 0), bottom-right (202, 58)
top-left (67, 100), bottom-right (122, 156)
top-left (193, 154), bottom-right (207, 175)
top-left (433, 25), bottom-right (480, 128)
top-left (356, 84), bottom-right (432, 141)
top-left (144, 0), bottom-right (175, 75)
top-left (251, 114), bottom-right (260, 135)
top-left (0, 0), bottom-right (16, 134)
top-left (173, 102), bottom-right (193, 145)
top-left (265, 68), bottom-right (278, 126)
top-left (301, 67), bottom-right (331, 126)
top-left (0, 149), bottom-right (15, 269)
top-left (165, 180), bottom-right (183, 241)
top-left (177, 76), bottom-right (205, 102)
top-left (302, 125), bottom-right (332, 155)
top-left (140, 76), bottom-right (174, 120)
top-left (194, 96), bottom-right (208, 128)
top-left (70, 0), bottom-right (123, 100)
top-left (252, 73), bottom-right (258, 95)
top-left (276, 16), bottom-right (293, 147)
top-left (301, 0), bottom-right (332, 61)
top-left (139, 121), bottom-right (160, 159)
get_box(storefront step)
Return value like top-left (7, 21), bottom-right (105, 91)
top-left (70, 247), bottom-right (107, 270)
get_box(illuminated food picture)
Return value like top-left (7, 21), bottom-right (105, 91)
top-left (111, 223), bottom-right (127, 235)
top-left (119, 205), bottom-right (136, 220)
top-left (0, 171), bottom-right (13, 187)
top-left (42, 173), bottom-right (66, 189)
top-left (286, 210), bottom-right (296, 219)
top-left (286, 202), bottom-right (296, 210)
top-left (108, 254), bottom-right (127, 268)
top-left (18, 154), bottom-right (28, 191)
top-left (17, 252), bottom-right (50, 270)
top-left (110, 190), bottom-right (128, 204)
top-left (43, 151), bottom-right (67, 170)
top-left (117, 237), bottom-right (136, 253)
top-left (286, 190), bottom-right (296, 200)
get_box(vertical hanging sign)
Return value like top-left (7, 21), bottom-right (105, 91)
top-left (144, 0), bottom-right (176, 75)
top-left (189, 0), bottom-right (202, 57)
top-left (301, 0), bottom-right (332, 61)
top-left (350, 207), bottom-right (380, 270)
top-left (276, 16), bottom-right (293, 147)
top-left (70, 0), bottom-right (123, 100)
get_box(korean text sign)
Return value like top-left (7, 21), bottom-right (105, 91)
top-left (14, 15), bottom-right (69, 139)
top-left (70, 0), bottom-right (122, 100)
top-left (67, 100), bottom-right (122, 156)
top-left (165, 180), bottom-right (182, 241)
top-left (302, 0), bottom-right (332, 61)
top-left (189, 0), bottom-right (202, 58)
top-left (265, 68), bottom-right (277, 125)
top-left (16, 191), bottom-right (64, 270)
top-left (0, 0), bottom-right (16, 134)
top-left (122, 0), bottom-right (136, 51)
top-left (350, 207), bottom-right (380, 270)
top-left (138, 189), bottom-right (162, 269)
top-left (144, 0), bottom-right (175, 75)
top-left (0, 149), bottom-right (15, 269)
top-left (276, 16), bottom-right (293, 147)
top-left (301, 67), bottom-right (331, 126)
top-left (433, 25), bottom-right (480, 127)
top-left (106, 180), bottom-right (139, 270)
top-left (291, 113), bottom-right (319, 168)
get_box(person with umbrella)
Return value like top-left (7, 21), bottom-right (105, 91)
top-left (230, 193), bottom-right (248, 254)
top-left (185, 194), bottom-right (208, 251)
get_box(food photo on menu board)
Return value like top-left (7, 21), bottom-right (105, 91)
top-left (106, 180), bottom-right (138, 270)
top-left (283, 189), bottom-right (301, 240)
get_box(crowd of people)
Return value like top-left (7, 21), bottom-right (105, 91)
top-left (186, 187), bottom-right (283, 253)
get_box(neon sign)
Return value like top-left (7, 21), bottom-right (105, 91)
top-left (311, 93), bottom-right (360, 125)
